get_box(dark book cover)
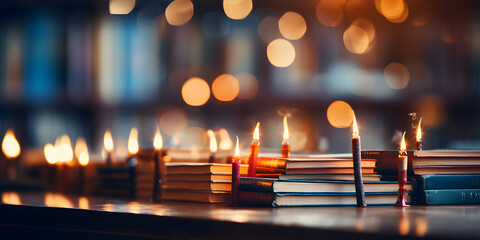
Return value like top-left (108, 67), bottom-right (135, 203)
top-left (239, 177), bottom-right (275, 193)
top-left (362, 150), bottom-right (414, 176)
top-left (414, 189), bottom-right (480, 205)
top-left (414, 175), bottom-right (480, 190)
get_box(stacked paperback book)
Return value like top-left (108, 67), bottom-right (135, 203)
top-left (239, 154), bottom-right (411, 207)
top-left (412, 150), bottom-right (480, 205)
top-left (161, 163), bottom-right (248, 203)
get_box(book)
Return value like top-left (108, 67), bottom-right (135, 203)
top-left (286, 168), bottom-right (376, 175)
top-left (413, 157), bottom-right (480, 167)
top-left (279, 174), bottom-right (381, 182)
top-left (414, 175), bottom-right (480, 190)
top-left (239, 178), bottom-right (412, 193)
top-left (361, 150), bottom-right (414, 176)
top-left (164, 163), bottom-right (248, 175)
top-left (165, 174), bottom-right (232, 182)
top-left (162, 190), bottom-right (230, 203)
top-left (414, 150), bottom-right (480, 158)
top-left (162, 180), bottom-right (231, 191)
top-left (414, 189), bottom-right (480, 205)
top-left (239, 191), bottom-right (408, 207)
top-left (413, 166), bottom-right (480, 175)
top-left (256, 156), bottom-right (376, 169)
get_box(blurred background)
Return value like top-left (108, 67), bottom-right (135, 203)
top-left (0, 0), bottom-right (479, 159)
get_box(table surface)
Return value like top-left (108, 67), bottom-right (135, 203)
top-left (1, 191), bottom-right (480, 239)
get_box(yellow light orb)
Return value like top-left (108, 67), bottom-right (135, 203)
top-left (223, 0), bottom-right (252, 20)
top-left (343, 25), bottom-right (370, 54)
top-left (278, 12), bottom-right (307, 40)
top-left (109, 0), bottom-right (135, 15)
top-left (165, 0), bottom-right (194, 26)
top-left (327, 101), bottom-right (354, 128)
top-left (181, 77), bottom-right (210, 106)
top-left (2, 130), bottom-right (20, 159)
top-left (267, 39), bottom-right (296, 68)
top-left (235, 72), bottom-right (259, 100)
top-left (212, 74), bottom-right (240, 102)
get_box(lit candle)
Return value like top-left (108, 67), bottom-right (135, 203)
top-left (231, 136), bottom-right (241, 206)
top-left (1, 130), bottom-right (21, 180)
top-left (395, 132), bottom-right (410, 207)
top-left (127, 128), bottom-right (139, 197)
top-left (281, 116), bottom-right (290, 158)
top-left (416, 117), bottom-right (422, 151)
top-left (78, 146), bottom-right (89, 196)
top-left (351, 113), bottom-right (366, 207)
top-left (104, 130), bottom-right (114, 167)
top-left (153, 129), bottom-right (167, 202)
top-left (59, 135), bottom-right (74, 194)
top-left (207, 129), bottom-right (217, 163)
top-left (247, 122), bottom-right (260, 177)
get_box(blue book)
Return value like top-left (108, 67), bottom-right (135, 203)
top-left (414, 175), bottom-right (480, 190)
top-left (239, 177), bottom-right (412, 193)
top-left (414, 189), bottom-right (480, 205)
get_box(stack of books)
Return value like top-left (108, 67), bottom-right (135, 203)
top-left (239, 154), bottom-right (410, 207)
top-left (161, 163), bottom-right (248, 203)
top-left (412, 150), bottom-right (480, 205)
top-left (95, 159), bottom-right (155, 199)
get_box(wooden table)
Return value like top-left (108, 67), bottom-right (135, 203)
top-left (0, 191), bottom-right (479, 239)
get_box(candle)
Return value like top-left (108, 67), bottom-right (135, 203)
top-left (395, 132), bottom-right (410, 207)
top-left (1, 130), bottom-right (21, 180)
top-left (281, 116), bottom-right (290, 158)
top-left (207, 129), bottom-right (217, 163)
top-left (416, 117), bottom-right (422, 151)
top-left (351, 113), bottom-right (366, 207)
top-left (104, 130), bottom-right (114, 167)
top-left (231, 136), bottom-right (241, 206)
top-left (247, 122), bottom-right (260, 177)
top-left (75, 137), bottom-right (89, 195)
top-left (153, 129), bottom-right (166, 202)
top-left (127, 128), bottom-right (139, 197)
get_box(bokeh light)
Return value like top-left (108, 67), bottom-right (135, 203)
top-left (417, 94), bottom-right (447, 127)
top-left (267, 39), bottom-right (296, 68)
top-left (376, 0), bottom-right (409, 23)
top-left (109, 0), bottom-right (135, 15)
top-left (223, 0), bottom-right (253, 20)
top-left (235, 72), bottom-right (259, 100)
top-left (165, 0), bottom-right (194, 26)
top-left (384, 62), bottom-right (410, 90)
top-left (159, 106), bottom-right (188, 136)
top-left (327, 101), bottom-right (354, 128)
top-left (343, 25), bottom-right (370, 54)
top-left (316, 0), bottom-right (344, 27)
top-left (181, 77), bottom-right (210, 106)
top-left (278, 12), bottom-right (307, 40)
top-left (212, 74), bottom-right (240, 102)
top-left (258, 16), bottom-right (281, 44)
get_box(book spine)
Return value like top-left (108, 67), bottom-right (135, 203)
top-left (256, 167), bottom-right (285, 173)
top-left (256, 158), bottom-right (286, 169)
top-left (414, 189), bottom-right (480, 205)
top-left (414, 175), bottom-right (480, 190)
top-left (239, 178), bottom-right (275, 193)
top-left (238, 191), bottom-right (275, 206)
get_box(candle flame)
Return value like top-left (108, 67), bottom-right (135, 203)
top-left (416, 117), bottom-right (422, 141)
top-left (253, 122), bottom-right (260, 141)
top-left (128, 128), bottom-right (139, 155)
top-left (400, 131), bottom-right (407, 153)
top-left (283, 116), bottom-right (289, 141)
top-left (207, 129), bottom-right (217, 153)
top-left (153, 129), bottom-right (163, 150)
top-left (78, 150), bottom-right (89, 166)
top-left (74, 137), bottom-right (87, 160)
top-left (44, 143), bottom-right (57, 164)
top-left (104, 130), bottom-right (114, 152)
top-left (234, 136), bottom-right (240, 157)
top-left (2, 130), bottom-right (20, 159)
top-left (60, 135), bottom-right (74, 165)
top-left (352, 112), bottom-right (359, 138)
top-left (218, 128), bottom-right (233, 150)
top-left (2, 192), bottom-right (21, 205)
